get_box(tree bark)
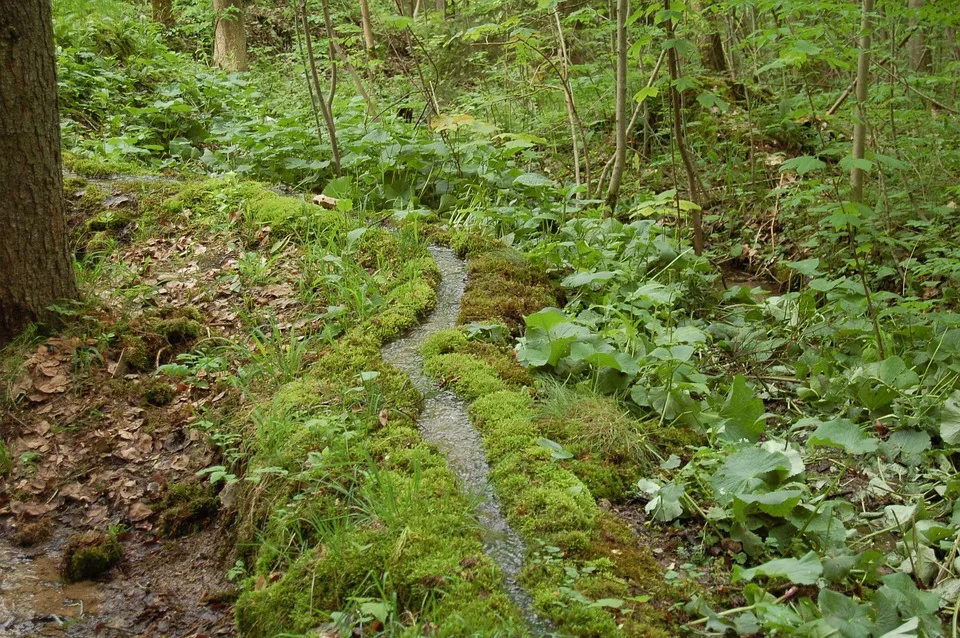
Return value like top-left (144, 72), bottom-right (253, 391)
top-left (0, 0), bottom-right (78, 347)
top-left (908, 0), bottom-right (931, 73)
top-left (605, 0), bottom-right (628, 210)
top-left (213, 0), bottom-right (248, 72)
top-left (851, 0), bottom-right (874, 203)
top-left (700, 31), bottom-right (728, 74)
top-left (664, 0), bottom-right (704, 255)
top-left (359, 0), bottom-right (376, 56)
top-left (152, 0), bottom-right (175, 28)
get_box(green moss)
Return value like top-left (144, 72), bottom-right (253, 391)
top-left (536, 386), bottom-right (654, 502)
top-left (423, 330), bottom-right (532, 388)
top-left (155, 316), bottom-right (201, 344)
top-left (63, 152), bottom-right (144, 178)
top-left (247, 194), bottom-right (343, 236)
top-left (231, 241), bottom-right (532, 636)
top-left (459, 251), bottom-right (559, 334)
top-left (450, 229), bottom-right (504, 258)
top-left (152, 482), bottom-right (218, 538)
top-left (142, 379), bottom-right (176, 406)
top-left (85, 209), bottom-right (137, 232)
top-left (85, 231), bottom-right (116, 254)
top-left (423, 334), bottom-right (682, 636)
top-left (425, 353), bottom-right (507, 400)
top-left (61, 531), bottom-right (122, 582)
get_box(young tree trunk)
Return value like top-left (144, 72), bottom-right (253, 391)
top-left (213, 0), bottom-right (248, 72)
top-left (301, 0), bottom-right (342, 175)
top-left (359, 0), bottom-right (376, 56)
top-left (664, 0), bottom-right (705, 254)
top-left (908, 0), bottom-right (931, 73)
top-left (152, 0), bottom-right (175, 28)
top-left (850, 0), bottom-right (874, 203)
top-left (605, 0), bottom-right (628, 210)
top-left (0, 0), bottom-right (78, 347)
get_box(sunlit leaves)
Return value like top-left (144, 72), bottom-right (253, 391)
top-left (779, 155), bottom-right (826, 176)
top-left (807, 418), bottom-right (879, 455)
top-left (733, 551), bottom-right (823, 585)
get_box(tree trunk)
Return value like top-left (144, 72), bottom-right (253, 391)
top-left (213, 0), bottom-right (248, 72)
top-left (0, 0), bottom-right (78, 347)
top-left (696, 0), bottom-right (728, 74)
top-left (851, 0), bottom-right (874, 203)
top-left (301, 0), bottom-right (341, 176)
top-left (908, 0), bottom-right (931, 73)
top-left (359, 0), bottom-right (376, 56)
top-left (152, 0), bottom-right (174, 28)
top-left (701, 31), bottom-right (728, 74)
top-left (664, 0), bottom-right (705, 255)
top-left (605, 0), bottom-right (628, 210)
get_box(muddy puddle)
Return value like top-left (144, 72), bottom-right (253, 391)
top-left (0, 540), bottom-right (100, 636)
top-left (381, 246), bottom-right (549, 634)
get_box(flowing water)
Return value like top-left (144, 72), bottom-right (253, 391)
top-left (381, 247), bottom-right (549, 634)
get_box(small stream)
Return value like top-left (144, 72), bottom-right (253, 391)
top-left (381, 247), bottom-right (549, 634)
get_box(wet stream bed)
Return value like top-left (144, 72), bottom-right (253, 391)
top-left (381, 247), bottom-right (549, 633)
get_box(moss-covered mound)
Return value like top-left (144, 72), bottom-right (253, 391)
top-left (421, 328), bottom-right (684, 636)
top-left (61, 530), bottom-right (123, 582)
top-left (152, 482), bottom-right (219, 538)
top-left (458, 249), bottom-right (560, 334)
top-left (230, 229), bottom-right (530, 636)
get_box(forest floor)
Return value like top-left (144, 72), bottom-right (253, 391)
top-left (0, 177), bottom-right (252, 637)
top-left (0, 174), bottom-right (714, 637)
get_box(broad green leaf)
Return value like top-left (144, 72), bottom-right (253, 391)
top-left (655, 9), bottom-right (683, 23)
top-left (734, 551), bottom-right (823, 585)
top-left (874, 153), bottom-right (909, 171)
top-left (524, 307), bottom-right (568, 332)
top-left (710, 448), bottom-right (793, 500)
top-left (359, 601), bottom-right (390, 623)
top-left (381, 15), bottom-right (413, 29)
top-left (818, 589), bottom-right (873, 638)
top-left (732, 489), bottom-right (804, 518)
top-left (719, 375), bottom-right (766, 443)
top-left (633, 86), bottom-right (660, 104)
top-left (808, 419), bottom-right (879, 455)
top-left (940, 390), bottom-right (960, 445)
top-left (514, 172), bottom-right (556, 188)
top-left (645, 482), bottom-right (685, 521)
top-left (839, 156), bottom-right (874, 172)
top-left (561, 270), bottom-right (618, 288)
top-left (670, 325), bottom-right (708, 344)
top-left (782, 258), bottom-right (821, 276)
top-left (697, 91), bottom-right (729, 112)
top-left (323, 176), bottom-right (354, 198)
top-left (779, 155), bottom-right (825, 176)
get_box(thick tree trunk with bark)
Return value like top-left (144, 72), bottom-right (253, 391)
top-left (213, 0), bottom-right (248, 72)
top-left (700, 32), bottom-right (728, 74)
top-left (0, 0), bottom-right (78, 346)
top-left (152, 0), bottom-right (174, 28)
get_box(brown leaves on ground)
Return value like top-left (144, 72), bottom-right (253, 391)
top-left (10, 337), bottom-right (80, 402)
